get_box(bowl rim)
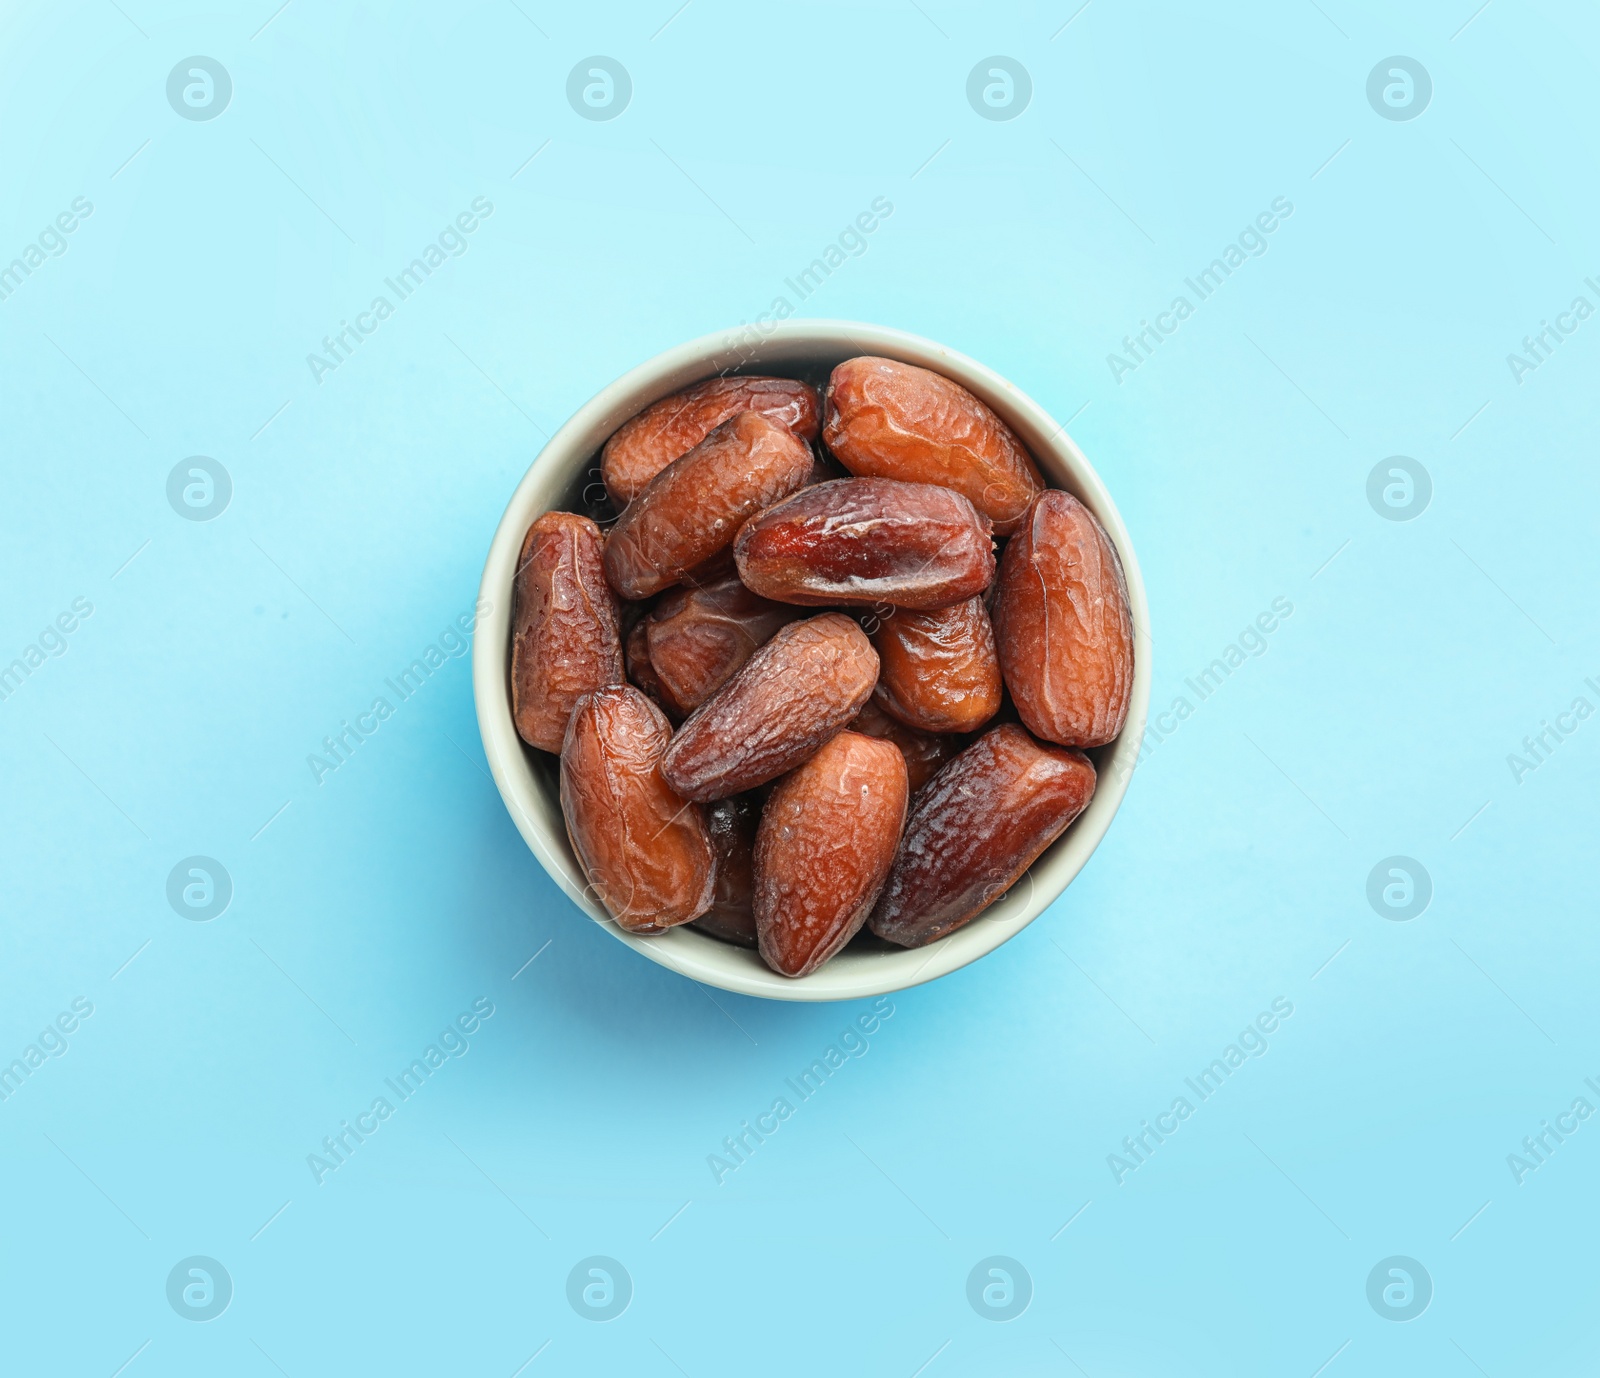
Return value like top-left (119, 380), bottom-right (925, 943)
top-left (472, 319), bottom-right (1150, 1002)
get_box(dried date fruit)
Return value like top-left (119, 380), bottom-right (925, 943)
top-left (646, 576), bottom-right (800, 716)
top-left (601, 376), bottom-right (821, 505)
top-left (604, 411), bottom-right (813, 601)
top-left (755, 731), bottom-right (907, 977)
top-left (824, 357), bottom-right (1044, 536)
top-left (870, 723), bottom-right (1096, 948)
top-left (560, 687), bottom-right (716, 932)
top-left (848, 700), bottom-right (963, 793)
top-left (871, 596), bottom-right (1001, 735)
top-left (990, 490), bottom-right (1133, 748)
top-left (511, 512), bottom-right (624, 753)
top-left (661, 613), bottom-right (878, 801)
top-left (734, 478), bottom-right (994, 610)
top-left (691, 794), bottom-right (760, 948)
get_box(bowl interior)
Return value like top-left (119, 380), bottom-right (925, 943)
top-left (473, 320), bottom-right (1151, 1001)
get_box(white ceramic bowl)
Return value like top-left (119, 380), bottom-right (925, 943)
top-left (473, 321), bottom-right (1150, 1002)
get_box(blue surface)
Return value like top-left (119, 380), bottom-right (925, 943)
top-left (2, 2), bottom-right (1597, 1373)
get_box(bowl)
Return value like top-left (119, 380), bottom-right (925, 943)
top-left (473, 320), bottom-right (1150, 1002)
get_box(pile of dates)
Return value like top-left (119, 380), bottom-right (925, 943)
top-left (511, 357), bottom-right (1134, 978)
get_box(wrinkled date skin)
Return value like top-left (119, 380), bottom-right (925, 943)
top-left (661, 613), bottom-right (878, 801)
top-left (603, 411), bottom-right (813, 601)
top-left (601, 376), bottom-right (821, 506)
top-left (823, 357), bottom-right (1044, 536)
top-left (755, 731), bottom-right (908, 977)
top-left (849, 700), bottom-right (963, 794)
top-left (991, 490), bottom-right (1134, 748)
top-left (872, 596), bottom-right (1002, 735)
top-left (734, 478), bottom-right (995, 610)
top-left (560, 687), bottom-right (716, 932)
top-left (645, 576), bottom-right (800, 716)
top-left (870, 723), bottom-right (1096, 948)
top-left (511, 512), bottom-right (624, 753)
top-left (691, 794), bottom-right (760, 948)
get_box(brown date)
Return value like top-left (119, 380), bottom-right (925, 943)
top-left (559, 686), bottom-right (716, 933)
top-left (734, 478), bottom-right (994, 610)
top-left (690, 794), bottom-right (760, 948)
top-left (661, 613), bottom-right (878, 801)
top-left (603, 411), bottom-right (813, 601)
top-left (990, 490), bottom-right (1133, 748)
top-left (848, 700), bottom-right (963, 793)
top-left (601, 376), bottom-right (821, 505)
top-left (872, 596), bottom-right (1001, 735)
top-left (823, 357), bottom-right (1044, 536)
top-left (870, 723), bottom-right (1096, 947)
top-left (511, 511), bottom-right (624, 753)
top-left (646, 576), bottom-right (800, 716)
top-left (755, 731), bottom-right (908, 977)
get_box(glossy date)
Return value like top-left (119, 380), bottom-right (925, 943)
top-left (991, 490), bottom-right (1133, 748)
top-left (869, 723), bottom-right (1096, 947)
top-left (511, 511), bottom-right (623, 753)
top-left (560, 686), bottom-right (716, 933)
top-left (871, 596), bottom-right (1002, 735)
top-left (734, 478), bottom-right (994, 610)
top-left (755, 731), bottom-right (907, 977)
top-left (645, 576), bottom-right (800, 716)
top-left (823, 356), bottom-right (1043, 536)
top-left (603, 410), bottom-right (813, 601)
top-left (601, 375), bottom-right (820, 505)
top-left (661, 612), bottom-right (878, 801)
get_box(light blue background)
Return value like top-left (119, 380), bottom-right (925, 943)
top-left (2, 1), bottom-right (1596, 1373)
